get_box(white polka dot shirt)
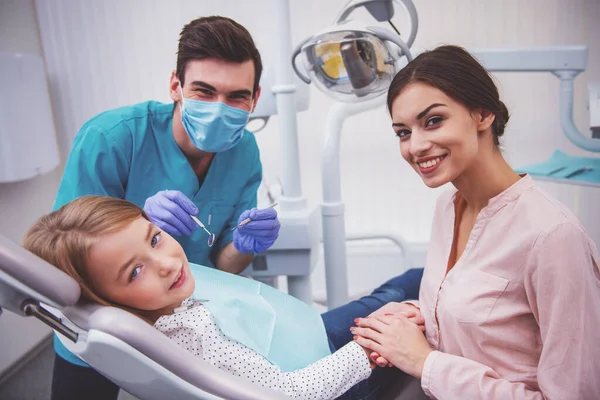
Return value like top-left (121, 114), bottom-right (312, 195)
top-left (154, 299), bottom-right (371, 399)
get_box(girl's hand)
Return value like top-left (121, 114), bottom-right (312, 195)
top-left (351, 314), bottom-right (432, 378)
top-left (357, 345), bottom-right (377, 370)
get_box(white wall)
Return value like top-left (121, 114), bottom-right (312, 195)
top-left (0, 0), bottom-right (57, 378)
top-left (1, 0), bottom-right (598, 374)
top-left (33, 0), bottom-right (600, 245)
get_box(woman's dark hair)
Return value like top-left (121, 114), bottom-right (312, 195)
top-left (387, 45), bottom-right (509, 146)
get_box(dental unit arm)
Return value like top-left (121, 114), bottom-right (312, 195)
top-left (238, 0), bottom-right (320, 305)
top-left (470, 46), bottom-right (599, 153)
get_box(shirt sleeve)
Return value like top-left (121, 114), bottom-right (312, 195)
top-left (221, 341), bottom-right (371, 400)
top-left (158, 307), bottom-right (371, 400)
top-left (525, 222), bottom-right (600, 399)
top-left (421, 222), bottom-right (600, 400)
top-left (53, 123), bottom-right (131, 210)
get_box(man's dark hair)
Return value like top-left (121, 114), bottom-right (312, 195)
top-left (176, 16), bottom-right (263, 97)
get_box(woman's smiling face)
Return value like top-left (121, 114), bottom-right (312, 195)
top-left (390, 82), bottom-right (485, 188)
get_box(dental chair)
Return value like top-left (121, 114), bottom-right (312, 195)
top-left (0, 234), bottom-right (291, 400)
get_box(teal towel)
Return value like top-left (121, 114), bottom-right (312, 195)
top-left (516, 150), bottom-right (600, 183)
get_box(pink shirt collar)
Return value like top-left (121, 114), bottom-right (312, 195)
top-left (450, 174), bottom-right (535, 220)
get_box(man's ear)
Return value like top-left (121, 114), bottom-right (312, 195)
top-left (169, 71), bottom-right (182, 102)
top-left (251, 85), bottom-right (262, 113)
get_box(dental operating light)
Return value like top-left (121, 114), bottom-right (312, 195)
top-left (292, 0), bottom-right (418, 103)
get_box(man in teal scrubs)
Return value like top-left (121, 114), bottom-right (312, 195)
top-left (50, 16), bottom-right (280, 400)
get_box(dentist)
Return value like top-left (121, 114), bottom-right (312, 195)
top-left (51, 16), bottom-right (279, 400)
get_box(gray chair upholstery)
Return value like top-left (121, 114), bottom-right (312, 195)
top-left (0, 234), bottom-right (290, 400)
top-left (0, 235), bottom-right (80, 314)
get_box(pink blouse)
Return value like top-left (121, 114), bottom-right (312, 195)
top-left (414, 175), bottom-right (600, 399)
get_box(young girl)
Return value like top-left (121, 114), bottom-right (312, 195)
top-left (352, 45), bottom-right (600, 399)
top-left (23, 195), bottom-right (424, 400)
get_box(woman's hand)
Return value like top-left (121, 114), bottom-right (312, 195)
top-left (351, 314), bottom-right (432, 378)
top-left (369, 302), bottom-right (424, 329)
top-left (362, 303), bottom-right (425, 368)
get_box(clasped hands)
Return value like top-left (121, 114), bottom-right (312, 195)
top-left (351, 302), bottom-right (432, 379)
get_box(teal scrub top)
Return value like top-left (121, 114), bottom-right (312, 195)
top-left (52, 101), bottom-right (262, 365)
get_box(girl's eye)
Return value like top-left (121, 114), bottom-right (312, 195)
top-left (151, 232), bottom-right (161, 247)
top-left (129, 266), bottom-right (141, 282)
top-left (426, 116), bottom-right (443, 127)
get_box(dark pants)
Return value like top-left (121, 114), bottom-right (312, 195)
top-left (51, 268), bottom-right (424, 400)
top-left (51, 354), bottom-right (119, 400)
top-left (321, 268), bottom-right (424, 400)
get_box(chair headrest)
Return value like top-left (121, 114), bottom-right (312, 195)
top-left (0, 235), bottom-right (80, 314)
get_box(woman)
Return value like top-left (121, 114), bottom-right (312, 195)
top-left (23, 195), bottom-right (424, 400)
top-left (352, 45), bottom-right (600, 399)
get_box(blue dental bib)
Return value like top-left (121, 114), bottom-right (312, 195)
top-left (189, 263), bottom-right (332, 372)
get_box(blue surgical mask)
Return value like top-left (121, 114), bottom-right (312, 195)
top-left (179, 86), bottom-right (251, 152)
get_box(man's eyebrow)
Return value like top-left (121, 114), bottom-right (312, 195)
top-left (189, 81), bottom-right (217, 91)
top-left (229, 89), bottom-right (253, 97)
top-left (189, 81), bottom-right (252, 97)
top-left (392, 103), bottom-right (447, 127)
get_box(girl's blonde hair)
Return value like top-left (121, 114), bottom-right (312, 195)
top-left (22, 196), bottom-right (149, 316)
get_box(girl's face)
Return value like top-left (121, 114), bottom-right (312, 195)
top-left (86, 217), bottom-right (195, 316)
top-left (390, 82), bottom-right (494, 188)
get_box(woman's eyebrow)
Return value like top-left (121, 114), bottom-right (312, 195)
top-left (392, 103), bottom-right (447, 127)
top-left (416, 103), bottom-right (446, 119)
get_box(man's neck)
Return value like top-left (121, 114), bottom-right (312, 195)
top-left (189, 153), bottom-right (214, 185)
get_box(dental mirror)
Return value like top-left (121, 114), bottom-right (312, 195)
top-left (190, 215), bottom-right (216, 248)
top-left (207, 232), bottom-right (216, 247)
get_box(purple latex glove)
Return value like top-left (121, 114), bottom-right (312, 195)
top-left (233, 208), bottom-right (281, 254)
top-left (143, 190), bottom-right (199, 236)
